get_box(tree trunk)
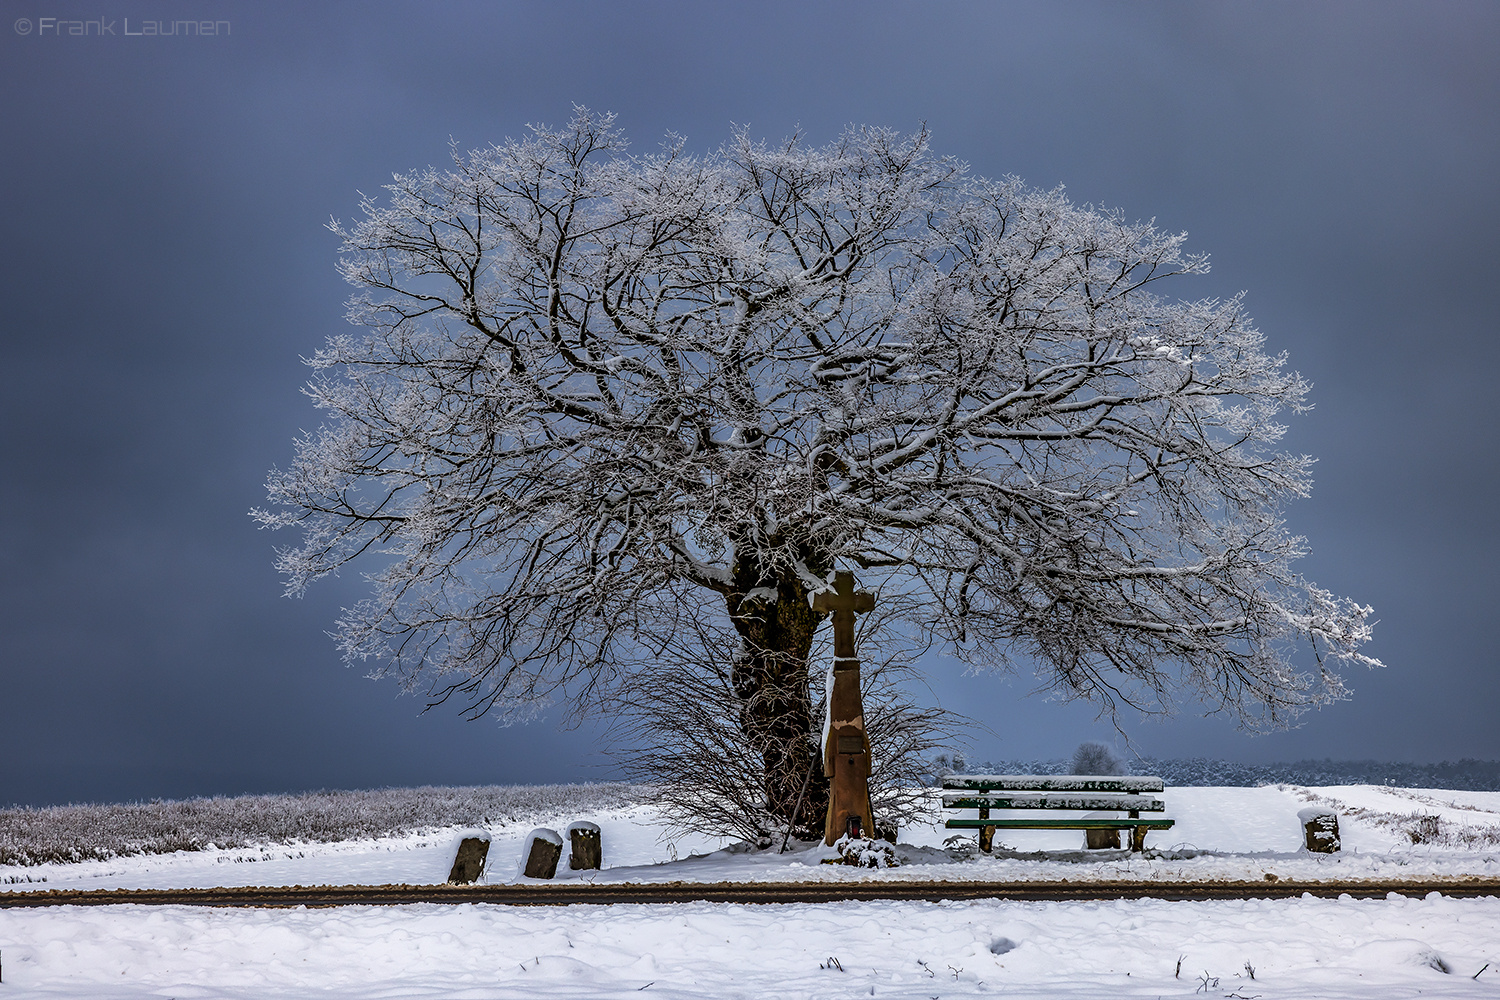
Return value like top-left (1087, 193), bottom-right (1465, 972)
top-left (727, 568), bottom-right (829, 840)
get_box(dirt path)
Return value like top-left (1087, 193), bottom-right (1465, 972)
top-left (4, 878), bottom-right (1498, 908)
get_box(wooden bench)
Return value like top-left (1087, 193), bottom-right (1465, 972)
top-left (942, 775), bottom-right (1175, 853)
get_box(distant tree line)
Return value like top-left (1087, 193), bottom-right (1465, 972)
top-left (948, 757), bottom-right (1500, 791)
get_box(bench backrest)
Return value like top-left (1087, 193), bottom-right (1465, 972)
top-left (941, 792), bottom-right (1166, 812)
top-left (941, 774), bottom-right (1165, 794)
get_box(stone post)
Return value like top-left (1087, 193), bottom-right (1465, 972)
top-left (568, 821), bottom-right (602, 870)
top-left (446, 834), bottom-right (491, 883)
top-left (522, 828), bottom-right (563, 878)
top-left (1298, 807), bottom-right (1341, 853)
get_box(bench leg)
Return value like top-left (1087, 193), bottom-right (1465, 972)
top-left (1131, 825), bottom-right (1147, 853)
top-left (979, 825), bottom-right (995, 853)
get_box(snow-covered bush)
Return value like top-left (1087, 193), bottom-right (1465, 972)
top-left (927, 752), bottom-right (968, 781)
top-left (826, 833), bottom-right (899, 868)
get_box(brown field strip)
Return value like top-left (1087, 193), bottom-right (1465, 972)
top-left (4, 878), bottom-right (1499, 908)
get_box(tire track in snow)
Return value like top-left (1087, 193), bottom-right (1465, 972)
top-left (3, 877), bottom-right (1499, 908)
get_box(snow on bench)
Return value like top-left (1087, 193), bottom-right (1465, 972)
top-left (941, 774), bottom-right (1174, 853)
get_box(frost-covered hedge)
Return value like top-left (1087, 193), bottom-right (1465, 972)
top-left (960, 758), bottom-right (1500, 790)
top-left (0, 783), bottom-right (647, 867)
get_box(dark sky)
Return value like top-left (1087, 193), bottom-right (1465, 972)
top-left (3, 1), bottom-right (1497, 808)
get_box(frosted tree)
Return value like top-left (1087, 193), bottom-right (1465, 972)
top-left (255, 109), bottom-right (1378, 832)
top-left (1071, 741), bottom-right (1127, 776)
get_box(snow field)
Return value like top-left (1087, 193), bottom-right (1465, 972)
top-left (0, 893), bottom-right (1496, 999)
top-left (0, 805), bottom-right (732, 894)
top-left (5, 786), bottom-right (1500, 892)
top-left (0, 783), bottom-right (645, 869)
top-left (2, 785), bottom-right (1499, 997)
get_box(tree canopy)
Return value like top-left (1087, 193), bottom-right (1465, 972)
top-left (256, 109), bottom-right (1378, 827)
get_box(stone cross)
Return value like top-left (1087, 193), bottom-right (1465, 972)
top-left (812, 571), bottom-right (876, 846)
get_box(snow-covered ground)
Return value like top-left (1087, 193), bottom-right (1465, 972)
top-left (5, 784), bottom-right (1497, 892)
top-left (1, 785), bottom-right (1498, 997)
top-left (3, 892), bottom-right (1497, 999)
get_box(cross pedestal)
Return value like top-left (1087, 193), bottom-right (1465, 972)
top-left (812, 571), bottom-right (875, 846)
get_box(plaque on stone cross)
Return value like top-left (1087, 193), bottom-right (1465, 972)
top-left (812, 571), bottom-right (876, 846)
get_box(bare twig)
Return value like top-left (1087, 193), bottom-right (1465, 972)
top-left (780, 757), bottom-right (817, 853)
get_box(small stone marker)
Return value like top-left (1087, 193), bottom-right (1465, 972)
top-left (447, 834), bottom-right (491, 884)
top-left (1298, 806), bottom-right (1341, 853)
top-left (522, 827), bottom-right (564, 878)
top-left (568, 820), bottom-right (602, 870)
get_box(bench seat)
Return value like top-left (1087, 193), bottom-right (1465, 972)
top-left (944, 816), bottom-right (1175, 830)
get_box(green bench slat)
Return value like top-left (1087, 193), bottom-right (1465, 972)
top-left (941, 774), bottom-right (1164, 793)
top-left (941, 794), bottom-right (1165, 812)
top-left (945, 817), bottom-right (1176, 830)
